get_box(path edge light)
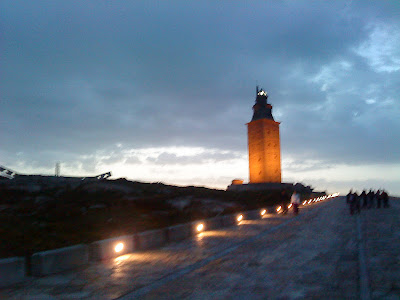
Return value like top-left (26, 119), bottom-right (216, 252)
top-left (114, 242), bottom-right (124, 253)
top-left (196, 223), bottom-right (204, 232)
top-left (237, 214), bottom-right (243, 222)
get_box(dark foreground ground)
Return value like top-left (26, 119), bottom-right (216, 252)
top-left (1, 197), bottom-right (399, 299)
top-left (0, 177), bottom-right (315, 258)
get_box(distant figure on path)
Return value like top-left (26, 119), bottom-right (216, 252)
top-left (361, 190), bottom-right (368, 208)
top-left (347, 190), bottom-right (360, 215)
top-left (367, 189), bottom-right (374, 209)
top-left (354, 191), bottom-right (360, 214)
top-left (346, 189), bottom-right (353, 204)
top-left (376, 190), bottom-right (382, 208)
top-left (290, 191), bottom-right (301, 215)
top-left (347, 190), bottom-right (354, 215)
top-left (382, 190), bottom-right (390, 208)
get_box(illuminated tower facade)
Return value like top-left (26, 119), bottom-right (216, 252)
top-left (247, 87), bottom-right (281, 183)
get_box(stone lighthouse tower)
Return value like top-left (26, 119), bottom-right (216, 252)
top-left (247, 87), bottom-right (281, 183)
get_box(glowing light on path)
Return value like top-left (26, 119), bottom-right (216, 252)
top-left (197, 223), bottom-right (204, 232)
top-left (301, 193), bottom-right (340, 206)
top-left (115, 242), bottom-right (124, 253)
top-left (237, 214), bottom-right (243, 222)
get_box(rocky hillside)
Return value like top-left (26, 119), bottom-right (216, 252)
top-left (0, 176), bottom-right (317, 258)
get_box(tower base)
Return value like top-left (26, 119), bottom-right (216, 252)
top-left (227, 182), bottom-right (293, 192)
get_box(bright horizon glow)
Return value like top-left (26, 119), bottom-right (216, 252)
top-left (5, 147), bottom-right (400, 196)
top-left (5, 144), bottom-right (400, 195)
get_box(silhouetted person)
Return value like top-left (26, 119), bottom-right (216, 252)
top-left (291, 191), bottom-right (300, 215)
top-left (367, 190), bottom-right (374, 209)
top-left (361, 190), bottom-right (367, 208)
top-left (372, 190), bottom-right (376, 206)
top-left (348, 190), bottom-right (360, 215)
top-left (347, 189), bottom-right (354, 215)
top-left (382, 190), bottom-right (390, 208)
top-left (347, 189), bottom-right (352, 204)
top-left (376, 190), bottom-right (382, 208)
top-left (354, 191), bottom-right (360, 214)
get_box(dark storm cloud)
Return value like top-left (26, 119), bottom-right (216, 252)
top-left (1, 1), bottom-right (399, 177)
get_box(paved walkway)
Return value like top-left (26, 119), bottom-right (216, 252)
top-left (362, 199), bottom-right (400, 299)
top-left (1, 197), bottom-right (399, 299)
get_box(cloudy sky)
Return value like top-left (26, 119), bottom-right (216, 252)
top-left (1, 1), bottom-right (400, 195)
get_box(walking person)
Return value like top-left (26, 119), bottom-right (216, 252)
top-left (346, 189), bottom-right (352, 204)
top-left (376, 190), bottom-right (382, 208)
top-left (361, 190), bottom-right (367, 208)
top-left (382, 190), bottom-right (390, 208)
top-left (353, 191), bottom-right (360, 214)
top-left (347, 190), bottom-right (359, 215)
top-left (372, 190), bottom-right (378, 208)
top-left (367, 189), bottom-right (374, 209)
top-left (347, 189), bottom-right (354, 215)
top-left (290, 190), bottom-right (301, 215)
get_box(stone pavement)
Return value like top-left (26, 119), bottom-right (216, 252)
top-left (362, 199), bottom-right (400, 299)
top-left (0, 197), bottom-right (399, 299)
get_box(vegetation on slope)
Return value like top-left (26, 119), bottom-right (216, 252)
top-left (0, 177), bottom-right (316, 258)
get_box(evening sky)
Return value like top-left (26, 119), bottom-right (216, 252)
top-left (1, 1), bottom-right (399, 194)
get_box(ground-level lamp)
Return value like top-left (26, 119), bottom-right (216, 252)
top-left (196, 223), bottom-right (204, 232)
top-left (114, 242), bottom-right (124, 253)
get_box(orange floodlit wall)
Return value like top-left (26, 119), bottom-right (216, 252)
top-left (247, 118), bottom-right (281, 183)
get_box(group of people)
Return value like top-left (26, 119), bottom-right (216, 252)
top-left (280, 190), bottom-right (301, 215)
top-left (346, 189), bottom-right (390, 215)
